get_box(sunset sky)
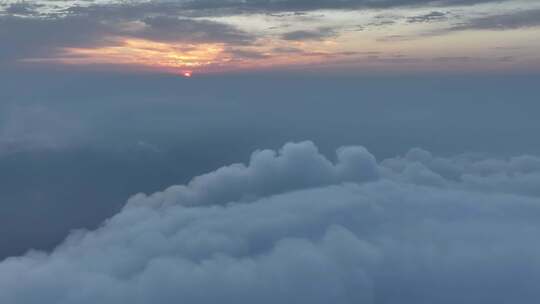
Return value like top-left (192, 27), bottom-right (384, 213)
top-left (2, 2), bottom-right (540, 303)
top-left (2, 0), bottom-right (540, 74)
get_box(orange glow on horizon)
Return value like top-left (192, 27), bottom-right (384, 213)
top-left (59, 38), bottom-right (228, 72)
top-left (31, 37), bottom-right (350, 74)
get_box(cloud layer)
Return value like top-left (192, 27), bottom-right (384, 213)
top-left (1, 141), bottom-right (540, 303)
top-left (0, 106), bottom-right (85, 155)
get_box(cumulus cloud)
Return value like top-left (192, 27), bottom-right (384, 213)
top-left (1, 141), bottom-right (540, 303)
top-left (127, 142), bottom-right (379, 208)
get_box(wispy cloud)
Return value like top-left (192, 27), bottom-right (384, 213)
top-left (451, 8), bottom-right (540, 31)
top-left (281, 27), bottom-right (337, 41)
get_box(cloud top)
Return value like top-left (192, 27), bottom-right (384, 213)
top-left (1, 141), bottom-right (540, 303)
top-left (127, 141), bottom-right (379, 208)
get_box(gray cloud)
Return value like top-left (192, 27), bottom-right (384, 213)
top-left (3, 1), bottom-right (42, 15)
top-left (376, 34), bottom-right (414, 42)
top-left (433, 56), bottom-right (473, 62)
top-left (451, 8), bottom-right (540, 31)
top-left (2, 72), bottom-right (539, 261)
top-left (407, 10), bottom-right (448, 23)
top-left (227, 48), bottom-right (270, 59)
top-left (139, 16), bottom-right (254, 44)
top-left (0, 4), bottom-right (253, 63)
top-left (181, 0), bottom-right (509, 14)
top-left (271, 46), bottom-right (304, 53)
top-left (55, 0), bottom-right (505, 20)
top-left (5, 0), bottom-right (511, 20)
top-left (381, 147), bottom-right (540, 197)
top-left (1, 141), bottom-right (540, 303)
top-left (0, 15), bottom-right (117, 61)
top-left (127, 141), bottom-right (379, 208)
top-left (281, 27), bottom-right (336, 41)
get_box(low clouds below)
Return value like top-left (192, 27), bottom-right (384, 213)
top-left (2, 141), bottom-right (540, 303)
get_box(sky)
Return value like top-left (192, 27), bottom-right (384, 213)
top-left (1, 0), bottom-right (540, 74)
top-left (1, 1), bottom-right (540, 303)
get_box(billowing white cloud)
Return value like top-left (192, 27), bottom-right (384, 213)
top-left (1, 141), bottom-right (540, 303)
top-left (127, 141), bottom-right (379, 208)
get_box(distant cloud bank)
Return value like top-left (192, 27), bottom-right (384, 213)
top-left (1, 141), bottom-right (540, 303)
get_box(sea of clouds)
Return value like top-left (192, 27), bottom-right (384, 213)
top-left (1, 141), bottom-right (540, 303)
